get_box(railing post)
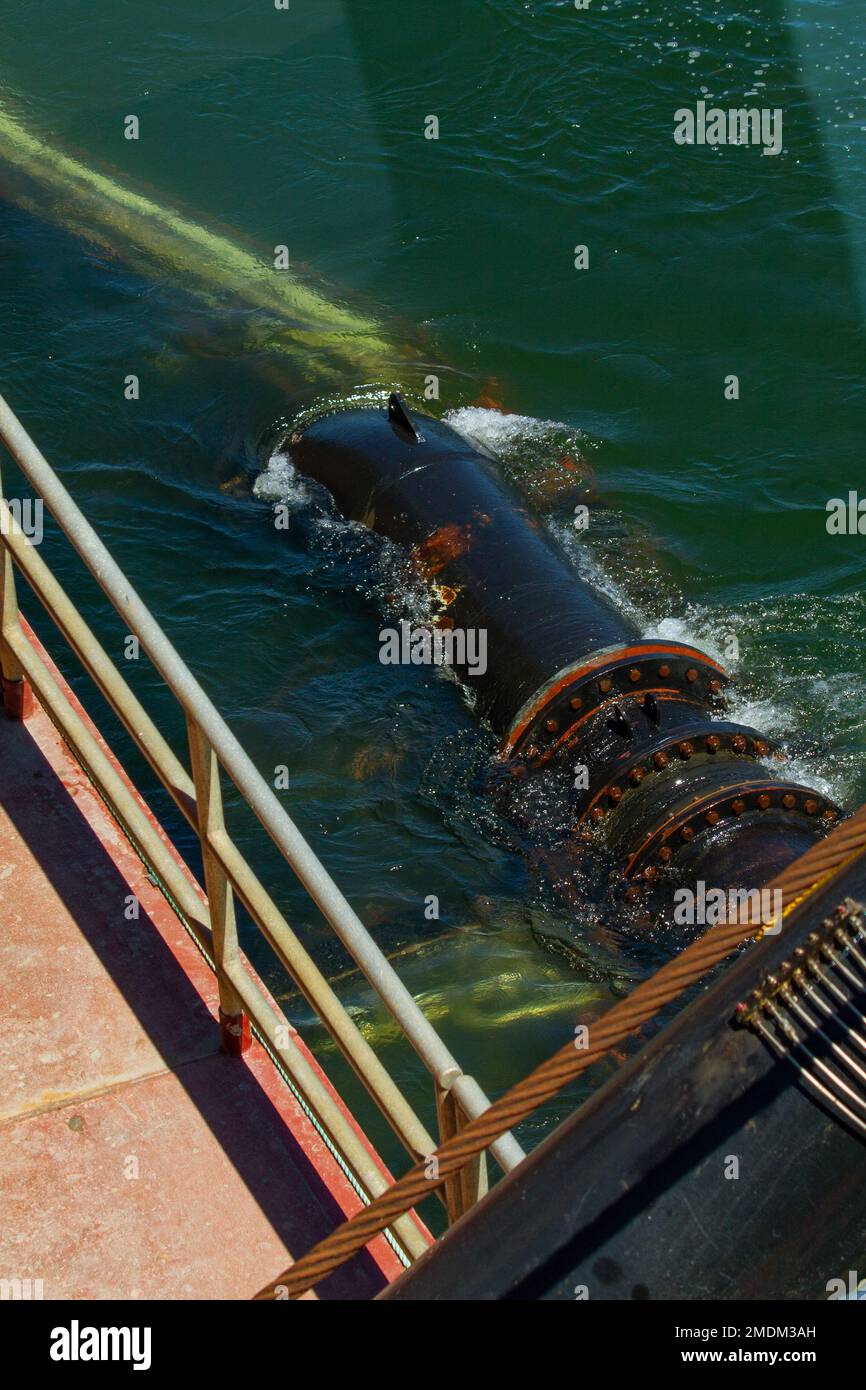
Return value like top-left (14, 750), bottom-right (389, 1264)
top-left (435, 1076), bottom-right (488, 1225)
top-left (0, 395), bottom-right (527, 1181)
top-left (187, 715), bottom-right (250, 1055)
top-left (0, 474), bottom-right (34, 721)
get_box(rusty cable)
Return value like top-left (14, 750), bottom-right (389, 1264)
top-left (255, 803), bottom-right (866, 1299)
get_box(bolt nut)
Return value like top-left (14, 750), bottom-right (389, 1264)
top-left (658, 846), bottom-right (673, 863)
top-left (569, 695), bottom-right (583, 711)
top-left (705, 735), bottom-right (721, 753)
top-left (629, 767), bottom-right (645, 786)
top-left (681, 825), bottom-right (695, 842)
top-left (804, 799), bottom-right (818, 815)
top-left (599, 677), bottom-right (613, 694)
top-left (544, 718), bottom-right (558, 734)
top-left (753, 739), bottom-right (769, 757)
top-left (732, 798), bottom-right (746, 815)
top-left (822, 808), bottom-right (838, 822)
top-left (677, 741), bottom-right (694, 759)
top-left (590, 806), bottom-right (606, 823)
top-left (608, 786), bottom-right (623, 805)
top-left (731, 734), bottom-right (747, 753)
top-left (652, 751), bottom-right (669, 770)
top-left (628, 667), bottom-right (641, 683)
top-left (782, 793), bottom-right (796, 810)
top-left (708, 678), bottom-right (722, 695)
top-left (705, 809), bottom-right (721, 826)
top-left (658, 663), bottom-right (671, 678)
top-left (686, 667), bottom-right (699, 683)
top-left (757, 793), bottom-right (771, 810)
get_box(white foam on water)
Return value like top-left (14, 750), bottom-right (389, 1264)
top-left (545, 524), bottom-right (858, 808)
top-left (254, 402), bottom-right (861, 812)
top-left (643, 614), bottom-right (727, 667)
top-left (445, 405), bottom-right (587, 460)
top-left (547, 518), bottom-right (648, 631)
top-left (252, 448), bottom-right (310, 509)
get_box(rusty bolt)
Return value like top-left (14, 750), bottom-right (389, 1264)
top-left (732, 798), bottom-right (746, 815)
top-left (708, 678), bottom-right (722, 695)
top-left (782, 793), bottom-right (796, 809)
top-left (544, 717), bottom-right (558, 734)
top-left (590, 806), bottom-right (606, 824)
top-left (757, 793), bottom-right (771, 810)
top-left (652, 751), bottom-right (669, 770)
top-left (753, 739), bottom-right (769, 757)
top-left (705, 809), bottom-right (721, 826)
top-left (658, 663), bottom-right (671, 678)
top-left (705, 735), bottom-right (721, 753)
top-left (822, 808), bottom-right (838, 823)
top-left (658, 846), bottom-right (673, 863)
top-left (731, 734), bottom-right (747, 753)
top-left (599, 677), bottom-right (613, 695)
top-left (677, 741), bottom-right (694, 759)
top-left (628, 667), bottom-right (641, 683)
top-left (629, 766), bottom-right (645, 786)
top-left (804, 799), bottom-right (818, 815)
top-left (681, 825), bottom-right (696, 843)
top-left (642, 865), bottom-right (658, 882)
top-left (608, 786), bottom-right (623, 805)
top-left (569, 695), bottom-right (583, 711)
top-left (686, 667), bottom-right (699, 683)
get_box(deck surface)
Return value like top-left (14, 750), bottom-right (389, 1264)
top-left (0, 629), bottom-right (408, 1299)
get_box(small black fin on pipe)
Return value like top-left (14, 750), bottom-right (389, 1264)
top-left (387, 392), bottom-right (422, 442)
top-left (643, 692), bottom-right (661, 726)
top-left (609, 703), bottom-right (633, 740)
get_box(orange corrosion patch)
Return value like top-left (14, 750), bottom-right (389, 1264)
top-left (433, 583), bottom-right (459, 607)
top-left (411, 523), bottom-right (473, 579)
top-left (534, 465), bottom-right (590, 504)
top-left (473, 376), bottom-right (506, 412)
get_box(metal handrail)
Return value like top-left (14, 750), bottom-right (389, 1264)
top-left (0, 393), bottom-right (525, 1254)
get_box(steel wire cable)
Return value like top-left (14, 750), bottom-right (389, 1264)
top-left (255, 804), bottom-right (866, 1299)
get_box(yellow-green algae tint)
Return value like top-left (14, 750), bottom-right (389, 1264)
top-left (0, 105), bottom-right (408, 385)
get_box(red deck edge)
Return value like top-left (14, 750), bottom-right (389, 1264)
top-left (5, 615), bottom-right (431, 1295)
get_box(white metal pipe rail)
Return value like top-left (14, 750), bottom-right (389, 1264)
top-left (0, 393), bottom-right (525, 1235)
top-left (0, 509), bottom-right (436, 1171)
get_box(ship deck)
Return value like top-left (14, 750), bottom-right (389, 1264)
top-left (0, 623), bottom-right (409, 1299)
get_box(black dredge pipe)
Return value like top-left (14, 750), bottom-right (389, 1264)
top-left (287, 396), bottom-right (633, 733)
top-left (286, 396), bottom-right (840, 905)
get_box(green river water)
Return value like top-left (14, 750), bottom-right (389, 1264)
top-left (1, 1), bottom-right (864, 1204)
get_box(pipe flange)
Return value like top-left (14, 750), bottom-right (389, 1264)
top-left (622, 783), bottom-right (842, 881)
top-left (503, 643), bottom-right (728, 766)
top-left (575, 721), bottom-right (775, 826)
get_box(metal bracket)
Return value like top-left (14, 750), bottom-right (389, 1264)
top-left (734, 897), bottom-right (866, 1140)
